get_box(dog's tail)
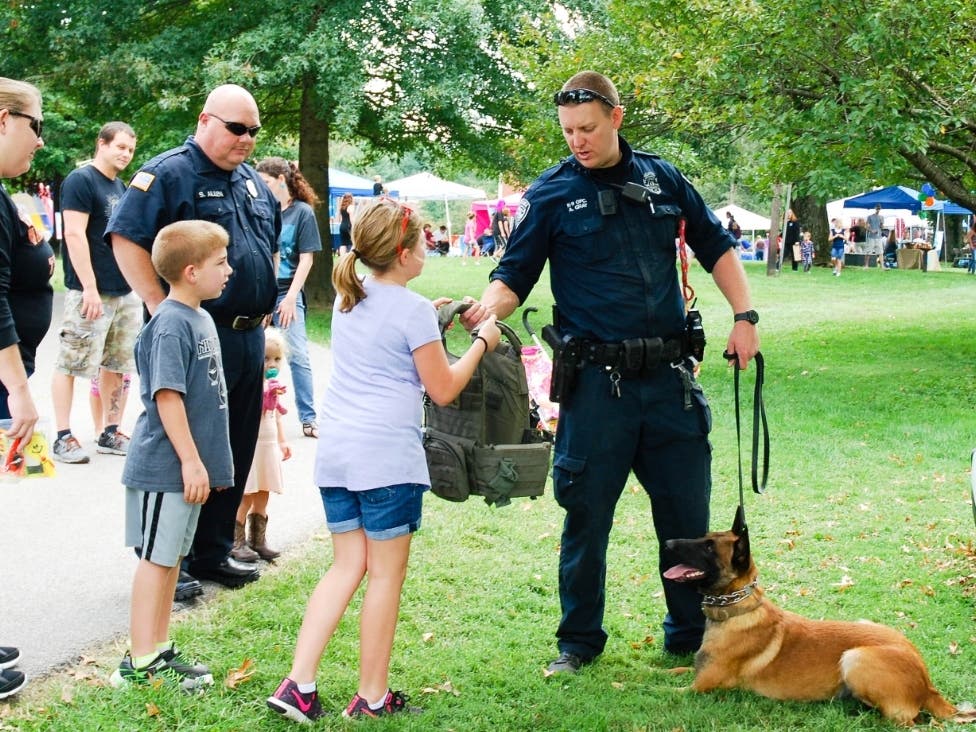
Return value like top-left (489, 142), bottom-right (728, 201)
top-left (922, 688), bottom-right (956, 720)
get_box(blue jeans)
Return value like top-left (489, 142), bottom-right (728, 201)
top-left (273, 289), bottom-right (316, 424)
top-left (969, 253), bottom-right (976, 274)
top-left (552, 362), bottom-right (711, 659)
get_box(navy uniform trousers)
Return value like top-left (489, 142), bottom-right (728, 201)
top-left (551, 359), bottom-right (711, 659)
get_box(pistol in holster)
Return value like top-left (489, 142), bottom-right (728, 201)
top-left (541, 324), bottom-right (580, 404)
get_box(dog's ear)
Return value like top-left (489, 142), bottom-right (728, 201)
top-left (732, 505), bottom-right (746, 535)
top-left (731, 506), bottom-right (751, 572)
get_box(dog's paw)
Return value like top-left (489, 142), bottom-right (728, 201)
top-left (665, 665), bottom-right (694, 675)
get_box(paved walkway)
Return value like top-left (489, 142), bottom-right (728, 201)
top-left (0, 292), bottom-right (332, 681)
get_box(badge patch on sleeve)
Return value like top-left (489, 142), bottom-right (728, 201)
top-left (129, 171), bottom-right (156, 192)
top-left (514, 198), bottom-right (531, 228)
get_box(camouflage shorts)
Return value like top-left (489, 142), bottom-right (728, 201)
top-left (55, 290), bottom-right (141, 378)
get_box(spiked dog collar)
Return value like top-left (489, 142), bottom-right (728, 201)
top-left (702, 579), bottom-right (759, 607)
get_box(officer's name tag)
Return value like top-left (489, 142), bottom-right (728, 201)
top-left (197, 190), bottom-right (225, 199)
top-left (245, 179), bottom-right (259, 198)
top-left (566, 198), bottom-right (588, 212)
top-left (129, 171), bottom-right (155, 192)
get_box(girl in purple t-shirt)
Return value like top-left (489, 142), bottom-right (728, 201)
top-left (267, 199), bottom-right (500, 722)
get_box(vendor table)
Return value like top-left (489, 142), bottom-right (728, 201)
top-left (897, 249), bottom-right (923, 270)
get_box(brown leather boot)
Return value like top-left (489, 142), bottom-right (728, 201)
top-left (230, 520), bottom-right (260, 563)
top-left (248, 513), bottom-right (280, 561)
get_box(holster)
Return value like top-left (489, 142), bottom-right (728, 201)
top-left (542, 325), bottom-right (580, 404)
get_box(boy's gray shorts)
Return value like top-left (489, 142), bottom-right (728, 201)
top-left (125, 487), bottom-right (201, 568)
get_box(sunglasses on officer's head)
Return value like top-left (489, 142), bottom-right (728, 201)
top-left (553, 88), bottom-right (617, 109)
top-left (8, 111), bottom-right (43, 139)
top-left (207, 112), bottom-right (261, 138)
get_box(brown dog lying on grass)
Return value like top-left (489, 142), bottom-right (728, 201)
top-left (664, 508), bottom-right (975, 727)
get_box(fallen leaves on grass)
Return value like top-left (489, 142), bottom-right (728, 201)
top-left (832, 575), bottom-right (855, 591)
top-left (421, 680), bottom-right (460, 696)
top-left (629, 635), bottom-right (655, 650)
top-left (145, 702), bottom-right (160, 717)
top-left (224, 658), bottom-right (256, 689)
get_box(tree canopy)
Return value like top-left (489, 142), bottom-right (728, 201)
top-left (511, 0), bottom-right (976, 214)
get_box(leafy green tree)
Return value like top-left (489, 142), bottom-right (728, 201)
top-left (3, 0), bottom-right (586, 300)
top-left (545, 0), bottom-right (976, 213)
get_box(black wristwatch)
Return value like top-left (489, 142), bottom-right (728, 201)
top-left (733, 310), bottom-right (759, 325)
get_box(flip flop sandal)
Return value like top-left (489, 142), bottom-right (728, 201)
top-left (302, 422), bottom-right (318, 439)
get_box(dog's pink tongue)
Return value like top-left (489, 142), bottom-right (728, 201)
top-left (664, 564), bottom-right (700, 581)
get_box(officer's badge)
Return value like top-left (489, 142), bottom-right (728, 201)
top-left (643, 172), bottom-right (662, 195)
top-left (246, 179), bottom-right (259, 198)
top-left (129, 171), bottom-right (156, 192)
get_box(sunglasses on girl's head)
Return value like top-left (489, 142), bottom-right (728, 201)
top-left (397, 203), bottom-right (414, 255)
top-left (207, 112), bottom-right (261, 138)
top-left (553, 88), bottom-right (616, 109)
top-left (9, 111), bottom-right (43, 139)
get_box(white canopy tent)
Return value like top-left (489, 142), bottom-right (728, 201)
top-left (712, 204), bottom-right (771, 239)
top-left (386, 173), bottom-right (487, 241)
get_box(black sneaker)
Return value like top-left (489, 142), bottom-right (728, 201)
top-left (0, 668), bottom-right (26, 699)
top-left (266, 677), bottom-right (326, 723)
top-left (109, 653), bottom-right (210, 692)
top-left (0, 647), bottom-right (20, 670)
top-left (157, 646), bottom-right (213, 685)
top-left (343, 689), bottom-right (421, 718)
top-left (96, 430), bottom-right (130, 456)
top-left (545, 651), bottom-right (588, 675)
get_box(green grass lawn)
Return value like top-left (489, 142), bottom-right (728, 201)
top-left (10, 257), bottom-right (976, 731)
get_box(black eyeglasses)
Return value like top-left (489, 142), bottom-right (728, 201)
top-left (206, 112), bottom-right (261, 138)
top-left (553, 88), bottom-right (616, 109)
top-left (8, 111), bottom-right (43, 139)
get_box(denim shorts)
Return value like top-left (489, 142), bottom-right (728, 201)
top-left (320, 483), bottom-right (426, 540)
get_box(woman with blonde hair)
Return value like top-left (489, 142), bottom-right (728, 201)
top-left (337, 192), bottom-right (354, 256)
top-left (267, 198), bottom-right (500, 722)
top-left (0, 76), bottom-right (54, 701)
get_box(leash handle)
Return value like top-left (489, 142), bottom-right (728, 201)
top-left (724, 352), bottom-right (769, 518)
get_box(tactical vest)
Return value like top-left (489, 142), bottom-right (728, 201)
top-left (423, 302), bottom-right (551, 507)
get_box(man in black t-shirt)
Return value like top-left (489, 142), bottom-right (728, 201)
top-left (51, 122), bottom-right (140, 465)
top-left (490, 202), bottom-right (510, 258)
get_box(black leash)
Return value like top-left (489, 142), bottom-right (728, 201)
top-left (722, 351), bottom-right (769, 520)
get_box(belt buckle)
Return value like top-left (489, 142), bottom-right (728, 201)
top-left (232, 315), bottom-right (255, 330)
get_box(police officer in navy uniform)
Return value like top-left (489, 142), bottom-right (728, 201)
top-left (464, 71), bottom-right (759, 674)
top-left (107, 84), bottom-right (281, 593)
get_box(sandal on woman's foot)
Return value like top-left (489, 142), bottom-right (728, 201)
top-left (302, 422), bottom-right (318, 438)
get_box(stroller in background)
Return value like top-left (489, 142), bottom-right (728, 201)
top-left (521, 307), bottom-right (559, 439)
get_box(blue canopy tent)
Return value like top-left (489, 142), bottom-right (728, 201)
top-left (325, 168), bottom-right (398, 249)
top-left (843, 185), bottom-right (922, 214)
top-left (923, 200), bottom-right (973, 216)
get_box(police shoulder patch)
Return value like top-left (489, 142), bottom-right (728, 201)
top-left (515, 198), bottom-right (531, 228)
top-left (129, 171), bottom-right (155, 192)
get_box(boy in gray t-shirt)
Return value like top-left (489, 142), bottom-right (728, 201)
top-left (110, 220), bottom-right (233, 691)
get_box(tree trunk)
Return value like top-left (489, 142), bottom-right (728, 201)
top-left (298, 78), bottom-right (335, 308)
top-left (766, 184), bottom-right (782, 277)
top-left (791, 194), bottom-right (825, 264)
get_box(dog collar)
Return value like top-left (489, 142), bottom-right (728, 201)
top-left (702, 579), bottom-right (758, 607)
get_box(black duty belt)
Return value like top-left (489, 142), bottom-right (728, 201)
top-left (581, 336), bottom-right (687, 377)
top-left (212, 314), bottom-right (267, 331)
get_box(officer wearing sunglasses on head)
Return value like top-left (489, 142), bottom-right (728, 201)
top-left (107, 84), bottom-right (282, 596)
top-left (462, 71), bottom-right (760, 675)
